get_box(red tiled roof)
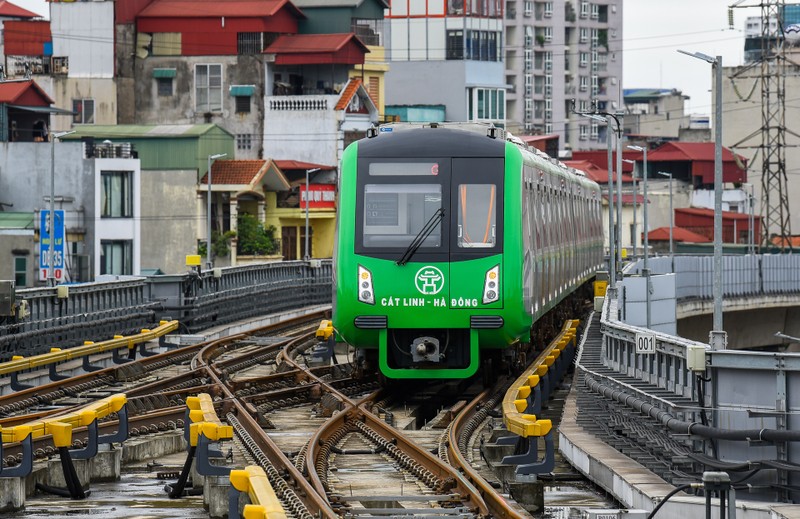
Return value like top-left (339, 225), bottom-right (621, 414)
top-left (771, 236), bottom-right (800, 247)
top-left (571, 150), bottom-right (638, 173)
top-left (647, 141), bottom-right (746, 164)
top-left (602, 193), bottom-right (647, 205)
top-left (647, 227), bottom-right (712, 243)
top-left (203, 160), bottom-right (267, 185)
top-left (0, 0), bottom-right (40, 18)
top-left (266, 33), bottom-right (365, 53)
top-left (0, 80), bottom-right (54, 105)
top-left (675, 207), bottom-right (752, 220)
top-left (273, 160), bottom-right (334, 171)
top-left (335, 78), bottom-right (362, 111)
top-left (139, 0), bottom-right (302, 18)
top-left (519, 134), bottom-right (558, 144)
top-left (563, 159), bottom-right (632, 184)
top-left (203, 159), bottom-right (291, 192)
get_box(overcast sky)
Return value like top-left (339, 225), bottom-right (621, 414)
top-left (11, 0), bottom-right (757, 116)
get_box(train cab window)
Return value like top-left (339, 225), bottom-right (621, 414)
top-left (363, 184), bottom-right (443, 248)
top-left (457, 184), bottom-right (496, 248)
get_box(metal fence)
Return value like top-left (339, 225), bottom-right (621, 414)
top-left (592, 254), bottom-right (800, 501)
top-left (626, 254), bottom-right (800, 300)
top-left (1, 260), bottom-right (333, 360)
top-left (0, 279), bottom-right (157, 359)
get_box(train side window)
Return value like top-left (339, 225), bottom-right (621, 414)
top-left (457, 183), bottom-right (496, 248)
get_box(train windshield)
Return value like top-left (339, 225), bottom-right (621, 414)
top-left (363, 184), bottom-right (443, 248)
top-left (355, 157), bottom-right (502, 260)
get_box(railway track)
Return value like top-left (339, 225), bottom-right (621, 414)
top-left (1, 308), bottom-right (584, 518)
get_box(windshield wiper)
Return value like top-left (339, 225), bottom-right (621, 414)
top-left (396, 208), bottom-right (444, 266)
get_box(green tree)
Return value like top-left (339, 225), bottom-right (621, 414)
top-left (237, 213), bottom-right (279, 255)
top-left (198, 230), bottom-right (236, 260)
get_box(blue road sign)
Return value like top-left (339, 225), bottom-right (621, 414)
top-left (40, 210), bottom-right (65, 281)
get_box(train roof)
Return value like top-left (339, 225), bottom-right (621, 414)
top-left (358, 123), bottom-right (506, 158)
top-left (357, 122), bottom-right (598, 189)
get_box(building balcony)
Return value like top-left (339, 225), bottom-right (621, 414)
top-left (267, 95), bottom-right (338, 112)
top-left (84, 141), bottom-right (138, 159)
top-left (5, 55), bottom-right (69, 78)
top-left (263, 79), bottom-right (378, 166)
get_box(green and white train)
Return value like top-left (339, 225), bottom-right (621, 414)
top-left (333, 123), bottom-right (604, 380)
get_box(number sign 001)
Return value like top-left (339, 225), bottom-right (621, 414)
top-left (635, 332), bottom-right (656, 354)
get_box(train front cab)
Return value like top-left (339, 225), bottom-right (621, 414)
top-left (335, 131), bottom-right (528, 380)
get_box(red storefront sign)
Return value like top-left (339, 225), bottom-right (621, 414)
top-left (300, 184), bottom-right (335, 209)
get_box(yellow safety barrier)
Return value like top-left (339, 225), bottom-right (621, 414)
top-left (0, 320), bottom-right (179, 377)
top-left (186, 393), bottom-right (233, 447)
top-left (502, 319), bottom-right (580, 438)
top-left (230, 465), bottom-right (287, 519)
top-left (315, 320), bottom-right (334, 341)
top-left (0, 394), bottom-right (127, 447)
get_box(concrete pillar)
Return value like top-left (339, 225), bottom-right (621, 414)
top-left (190, 458), bottom-right (204, 489)
top-left (90, 447), bottom-right (122, 482)
top-left (482, 441), bottom-right (515, 463)
top-left (23, 464), bottom-right (48, 498)
top-left (509, 480), bottom-right (545, 514)
top-left (0, 477), bottom-right (25, 512)
top-left (204, 475), bottom-right (231, 519)
top-left (47, 457), bottom-right (90, 489)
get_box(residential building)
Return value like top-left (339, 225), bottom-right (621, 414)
top-left (0, 0), bottom-right (41, 66)
top-left (261, 36), bottom-right (379, 165)
top-left (268, 160), bottom-right (337, 260)
top-left (504, 0), bottom-right (622, 151)
top-left (3, 1), bottom-right (117, 129)
top-left (0, 212), bottom-right (34, 288)
top-left (674, 207), bottom-right (760, 246)
top-left (121, 0), bottom-right (306, 159)
top-left (741, 5), bottom-right (800, 64)
top-left (623, 88), bottom-right (693, 139)
top-left (62, 124), bottom-right (233, 274)
top-left (570, 141), bottom-right (749, 253)
top-left (383, 0), bottom-right (506, 126)
top-left (0, 136), bottom-right (141, 283)
top-left (723, 62), bottom-right (800, 239)
top-left (292, 0), bottom-right (390, 115)
top-left (0, 79), bottom-right (71, 142)
top-left (3, 0), bottom-right (382, 269)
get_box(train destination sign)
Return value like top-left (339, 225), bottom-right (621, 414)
top-left (369, 162), bottom-right (439, 176)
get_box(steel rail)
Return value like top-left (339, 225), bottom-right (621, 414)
top-left (447, 387), bottom-right (526, 519)
top-left (195, 332), bottom-right (339, 519)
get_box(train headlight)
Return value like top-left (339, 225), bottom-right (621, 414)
top-left (358, 265), bottom-right (375, 305)
top-left (483, 265), bottom-right (500, 304)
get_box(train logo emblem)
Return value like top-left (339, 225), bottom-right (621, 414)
top-left (415, 266), bottom-right (444, 295)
